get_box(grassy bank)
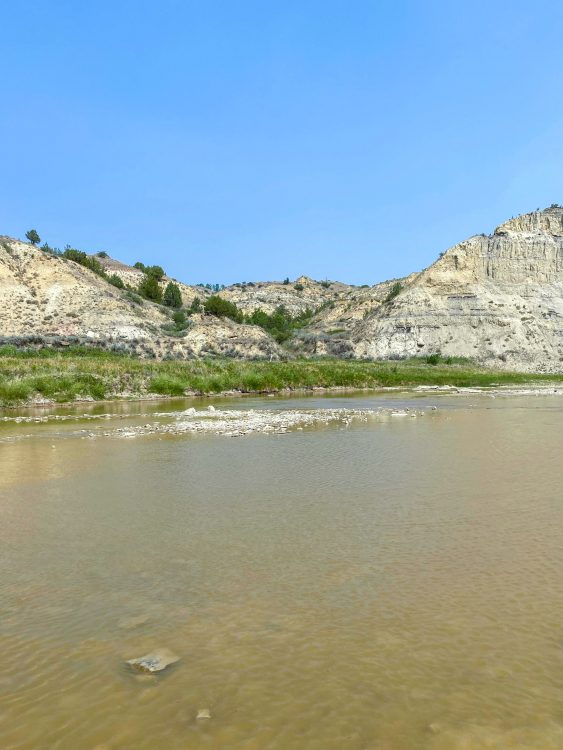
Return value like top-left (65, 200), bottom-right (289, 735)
top-left (0, 346), bottom-right (561, 406)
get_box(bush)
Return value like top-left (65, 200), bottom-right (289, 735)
top-left (97, 251), bottom-right (109, 258)
top-left (283, 277), bottom-right (290, 285)
top-left (246, 304), bottom-right (315, 344)
top-left (161, 308), bottom-right (190, 337)
top-left (197, 282), bottom-right (225, 292)
top-left (173, 310), bottom-right (187, 327)
top-left (163, 281), bottom-right (182, 308)
top-left (188, 296), bottom-right (202, 314)
top-left (40, 243), bottom-right (60, 255)
top-left (134, 262), bottom-right (146, 271)
top-left (145, 265), bottom-right (165, 281)
top-left (384, 282), bottom-right (403, 303)
top-left (204, 295), bottom-right (243, 323)
top-left (124, 290), bottom-right (142, 305)
top-left (294, 283), bottom-right (304, 292)
top-left (63, 248), bottom-right (107, 279)
top-left (108, 273), bottom-right (125, 289)
top-left (138, 273), bottom-right (163, 302)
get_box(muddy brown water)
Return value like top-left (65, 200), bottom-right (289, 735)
top-left (1, 391), bottom-right (562, 749)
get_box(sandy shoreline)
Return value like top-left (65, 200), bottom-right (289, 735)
top-left (1, 381), bottom-right (562, 413)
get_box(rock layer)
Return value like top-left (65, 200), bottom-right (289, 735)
top-left (349, 206), bottom-right (563, 372)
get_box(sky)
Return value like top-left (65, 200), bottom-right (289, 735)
top-left (2, 1), bottom-right (563, 286)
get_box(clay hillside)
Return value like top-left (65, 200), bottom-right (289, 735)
top-left (346, 205), bottom-right (563, 372)
top-left (0, 238), bottom-right (280, 359)
top-left (0, 204), bottom-right (562, 371)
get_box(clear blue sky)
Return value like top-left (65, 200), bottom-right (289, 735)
top-left (2, 1), bottom-right (563, 285)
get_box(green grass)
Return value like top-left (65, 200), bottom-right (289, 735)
top-left (0, 347), bottom-right (561, 405)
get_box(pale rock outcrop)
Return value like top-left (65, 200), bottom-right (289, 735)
top-left (349, 206), bottom-right (563, 372)
top-left (219, 275), bottom-right (355, 316)
top-left (0, 238), bottom-right (281, 360)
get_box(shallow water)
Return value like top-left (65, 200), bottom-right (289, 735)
top-left (1, 392), bottom-right (562, 749)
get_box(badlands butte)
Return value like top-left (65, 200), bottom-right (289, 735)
top-left (1, 205), bottom-right (563, 373)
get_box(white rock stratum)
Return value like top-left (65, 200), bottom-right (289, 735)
top-left (349, 206), bottom-right (563, 371)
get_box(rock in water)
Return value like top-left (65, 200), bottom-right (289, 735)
top-left (126, 648), bottom-right (180, 673)
top-left (196, 708), bottom-right (211, 720)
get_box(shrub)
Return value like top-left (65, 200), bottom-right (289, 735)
top-left (145, 265), bottom-right (165, 280)
top-left (138, 273), bottom-right (163, 302)
top-left (204, 295), bottom-right (243, 323)
top-left (283, 277), bottom-right (290, 285)
top-left (188, 296), bottom-right (202, 314)
top-left (173, 310), bottom-right (187, 327)
top-left (40, 243), bottom-right (60, 255)
top-left (97, 251), bottom-right (109, 258)
top-left (124, 290), bottom-right (142, 305)
top-left (63, 248), bottom-right (108, 279)
top-left (163, 281), bottom-right (182, 308)
top-left (294, 283), bottom-right (304, 292)
top-left (108, 273), bottom-right (125, 289)
top-left (25, 229), bottom-right (40, 245)
top-left (134, 262), bottom-right (146, 271)
top-left (384, 282), bottom-right (403, 303)
top-left (197, 282), bottom-right (224, 292)
top-left (246, 304), bottom-right (315, 344)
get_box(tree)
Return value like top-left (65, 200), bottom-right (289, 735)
top-left (138, 273), bottom-right (163, 302)
top-left (25, 229), bottom-right (40, 245)
top-left (204, 295), bottom-right (243, 323)
top-left (62, 247), bottom-right (107, 278)
top-left (145, 265), bottom-right (165, 281)
top-left (189, 296), bottom-right (202, 314)
top-left (134, 262), bottom-right (146, 271)
top-left (163, 281), bottom-right (182, 308)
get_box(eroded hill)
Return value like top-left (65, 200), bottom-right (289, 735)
top-left (0, 238), bottom-right (280, 360)
top-left (347, 206), bottom-right (563, 371)
top-left (2, 204), bottom-right (563, 372)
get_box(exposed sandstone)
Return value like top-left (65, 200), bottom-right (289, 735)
top-left (348, 206), bottom-right (563, 372)
top-left (219, 275), bottom-right (355, 316)
top-left (0, 238), bottom-right (281, 360)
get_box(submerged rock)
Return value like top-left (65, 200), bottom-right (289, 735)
top-left (126, 648), bottom-right (180, 673)
top-left (196, 708), bottom-right (211, 720)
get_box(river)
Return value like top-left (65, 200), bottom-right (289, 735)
top-left (1, 390), bottom-right (562, 749)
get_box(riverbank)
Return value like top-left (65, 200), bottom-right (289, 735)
top-left (1, 346), bottom-right (562, 406)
